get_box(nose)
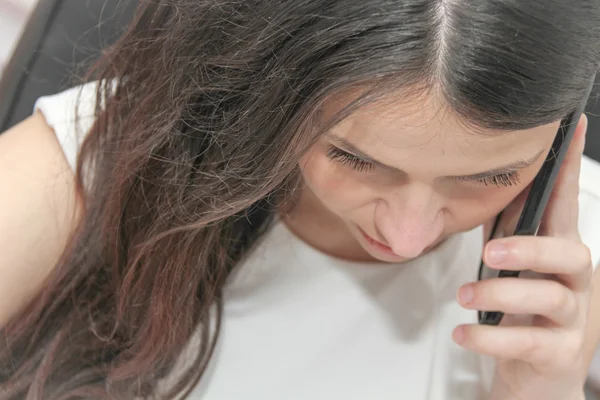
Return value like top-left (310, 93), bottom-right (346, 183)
top-left (374, 183), bottom-right (443, 258)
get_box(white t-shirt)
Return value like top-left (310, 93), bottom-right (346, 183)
top-left (35, 83), bottom-right (600, 399)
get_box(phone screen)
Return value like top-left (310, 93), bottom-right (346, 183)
top-left (478, 76), bottom-right (596, 326)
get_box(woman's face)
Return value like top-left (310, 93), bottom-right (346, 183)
top-left (297, 92), bottom-right (560, 263)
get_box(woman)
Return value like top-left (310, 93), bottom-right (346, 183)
top-left (2, 0), bottom-right (600, 398)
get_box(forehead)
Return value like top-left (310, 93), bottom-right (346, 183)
top-left (321, 90), bottom-right (559, 171)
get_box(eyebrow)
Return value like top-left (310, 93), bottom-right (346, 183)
top-left (326, 133), bottom-right (547, 179)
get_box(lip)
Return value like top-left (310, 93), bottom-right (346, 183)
top-left (357, 226), bottom-right (441, 259)
top-left (357, 227), bottom-right (398, 256)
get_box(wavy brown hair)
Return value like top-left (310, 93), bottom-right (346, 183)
top-left (1, 0), bottom-right (600, 398)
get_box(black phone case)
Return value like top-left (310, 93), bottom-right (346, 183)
top-left (478, 76), bottom-right (596, 326)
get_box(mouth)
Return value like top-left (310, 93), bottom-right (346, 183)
top-left (356, 226), bottom-right (441, 259)
top-left (357, 227), bottom-right (399, 256)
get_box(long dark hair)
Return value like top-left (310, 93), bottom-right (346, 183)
top-left (1, 0), bottom-right (599, 398)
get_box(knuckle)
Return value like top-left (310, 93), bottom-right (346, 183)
top-left (546, 283), bottom-right (572, 315)
top-left (520, 329), bottom-right (584, 368)
top-left (521, 329), bottom-right (545, 362)
top-left (561, 333), bottom-right (585, 365)
top-left (517, 237), bottom-right (548, 266)
top-left (543, 332), bottom-right (584, 372)
top-left (484, 281), bottom-right (506, 307)
top-left (523, 238), bottom-right (544, 266)
top-left (581, 243), bottom-right (592, 263)
top-left (578, 243), bottom-right (593, 274)
top-left (589, 280), bottom-right (597, 301)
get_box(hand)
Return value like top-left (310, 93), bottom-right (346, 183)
top-left (452, 115), bottom-right (594, 400)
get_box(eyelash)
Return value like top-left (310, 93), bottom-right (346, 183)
top-left (325, 145), bottom-right (522, 188)
top-left (455, 172), bottom-right (521, 187)
top-left (326, 146), bottom-right (376, 173)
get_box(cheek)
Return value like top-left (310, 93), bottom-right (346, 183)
top-left (448, 183), bottom-right (531, 232)
top-left (299, 150), bottom-right (369, 213)
top-left (448, 161), bottom-right (545, 230)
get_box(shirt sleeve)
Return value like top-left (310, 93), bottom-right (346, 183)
top-left (33, 82), bottom-right (104, 171)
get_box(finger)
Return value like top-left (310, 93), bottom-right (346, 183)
top-left (458, 278), bottom-right (580, 327)
top-left (453, 324), bottom-right (582, 371)
top-left (484, 236), bottom-right (593, 291)
top-left (540, 114), bottom-right (588, 238)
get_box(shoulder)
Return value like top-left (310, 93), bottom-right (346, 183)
top-left (0, 112), bottom-right (81, 326)
top-left (577, 155), bottom-right (600, 267)
top-left (34, 81), bottom-right (109, 171)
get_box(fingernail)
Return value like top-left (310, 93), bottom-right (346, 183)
top-left (486, 242), bottom-right (508, 265)
top-left (458, 285), bottom-right (474, 305)
top-left (453, 326), bottom-right (466, 345)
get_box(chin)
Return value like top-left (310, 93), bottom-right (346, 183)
top-left (368, 251), bottom-right (410, 263)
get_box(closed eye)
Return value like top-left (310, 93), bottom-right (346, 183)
top-left (326, 145), bottom-right (376, 173)
top-left (326, 144), bottom-right (524, 187)
top-left (453, 171), bottom-right (521, 187)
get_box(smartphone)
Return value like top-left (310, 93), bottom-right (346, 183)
top-left (478, 75), bottom-right (596, 326)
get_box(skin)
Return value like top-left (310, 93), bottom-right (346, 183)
top-left (0, 113), bottom-right (81, 327)
top-left (0, 97), bottom-right (598, 399)
top-left (285, 90), bottom-right (598, 399)
top-left (286, 91), bottom-right (557, 263)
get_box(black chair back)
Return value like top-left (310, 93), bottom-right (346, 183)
top-left (0, 0), bottom-right (136, 131)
